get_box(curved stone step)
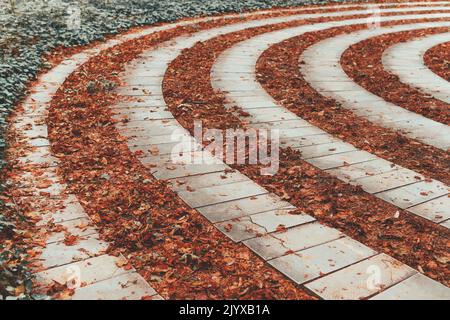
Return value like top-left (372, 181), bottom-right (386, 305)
top-left (211, 18), bottom-right (450, 227)
top-left (300, 22), bottom-right (450, 149)
top-left (112, 6), bottom-right (450, 299)
top-left (382, 32), bottom-right (450, 104)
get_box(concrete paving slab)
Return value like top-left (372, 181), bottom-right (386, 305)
top-left (197, 193), bottom-right (293, 223)
top-left (305, 253), bottom-right (417, 300)
top-left (371, 273), bottom-right (450, 300)
top-left (407, 195), bottom-right (450, 223)
top-left (244, 222), bottom-right (342, 260)
top-left (306, 150), bottom-right (377, 170)
top-left (298, 141), bottom-right (355, 159)
top-left (35, 254), bottom-right (132, 288)
top-left (326, 158), bottom-right (400, 182)
top-left (46, 218), bottom-right (98, 244)
top-left (177, 180), bottom-right (268, 208)
top-left (168, 170), bottom-right (248, 192)
top-left (71, 272), bottom-right (157, 300)
top-left (376, 180), bottom-right (449, 209)
top-left (355, 168), bottom-right (424, 194)
top-left (269, 237), bottom-right (376, 284)
top-left (39, 235), bottom-right (109, 269)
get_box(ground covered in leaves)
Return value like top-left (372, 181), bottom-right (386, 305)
top-left (0, 0), bottom-right (350, 300)
top-left (45, 16), bottom-right (320, 300)
top-left (257, 17), bottom-right (450, 185)
top-left (341, 28), bottom-right (450, 125)
top-left (162, 15), bottom-right (450, 285)
top-left (424, 41), bottom-right (450, 81)
top-left (2, 0), bottom-right (450, 299)
top-left (0, 0), bottom-right (347, 169)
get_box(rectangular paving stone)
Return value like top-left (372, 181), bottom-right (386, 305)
top-left (273, 222), bottom-right (343, 252)
top-left (250, 209), bottom-right (315, 233)
top-left (225, 101), bottom-right (277, 110)
top-left (18, 146), bottom-right (59, 167)
top-left (297, 141), bottom-right (355, 159)
top-left (28, 91), bottom-right (53, 104)
top-left (376, 180), bottom-right (449, 209)
top-left (305, 253), bottom-right (417, 300)
top-left (269, 237), bottom-right (376, 284)
top-left (131, 139), bottom-right (199, 158)
top-left (177, 180), bottom-right (267, 208)
top-left (215, 217), bottom-right (267, 242)
top-left (326, 158), bottom-right (400, 183)
top-left (306, 150), bottom-right (377, 170)
top-left (130, 141), bottom-right (199, 156)
top-left (168, 170), bottom-right (248, 192)
top-left (120, 76), bottom-right (164, 86)
top-left (197, 193), bottom-right (293, 223)
top-left (115, 86), bottom-right (161, 96)
top-left (112, 107), bottom-right (173, 121)
top-left (112, 97), bottom-right (166, 108)
top-left (439, 219), bottom-right (450, 229)
top-left (244, 222), bottom-right (342, 261)
top-left (216, 209), bottom-right (315, 243)
top-left (407, 195), bottom-right (450, 223)
top-left (354, 168), bottom-right (424, 194)
top-left (225, 95), bottom-right (280, 105)
top-left (371, 273), bottom-right (450, 300)
top-left (251, 119), bottom-right (313, 130)
top-left (46, 217), bottom-right (98, 244)
top-left (243, 233), bottom-right (289, 261)
top-left (282, 134), bottom-right (338, 148)
top-left (308, 80), bottom-right (362, 92)
top-left (150, 162), bottom-right (227, 180)
top-left (38, 195), bottom-right (88, 226)
top-left (22, 123), bottom-right (48, 139)
top-left (28, 181), bottom-right (66, 199)
top-left (126, 130), bottom-right (190, 146)
top-left (142, 151), bottom-right (227, 180)
top-left (247, 108), bottom-right (298, 123)
top-left (35, 254), bottom-right (132, 288)
top-left (27, 137), bottom-right (50, 147)
top-left (120, 122), bottom-right (180, 138)
top-left (21, 101), bottom-right (49, 116)
top-left (39, 235), bottom-right (109, 269)
top-left (278, 126), bottom-right (325, 138)
top-left (71, 272), bottom-right (157, 300)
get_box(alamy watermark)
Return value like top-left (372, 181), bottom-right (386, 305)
top-left (170, 121), bottom-right (279, 175)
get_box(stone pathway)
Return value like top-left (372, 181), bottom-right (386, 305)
top-left (300, 21), bottom-right (450, 150)
top-left (211, 18), bottom-right (450, 227)
top-left (10, 1), bottom-right (450, 300)
top-left (12, 0), bottom-right (369, 300)
top-left (112, 4), bottom-right (450, 299)
top-left (12, 53), bottom-right (160, 300)
top-left (14, 2), bottom-right (343, 300)
top-left (382, 32), bottom-right (450, 104)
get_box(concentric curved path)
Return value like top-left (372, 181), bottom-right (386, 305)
top-left (8, 1), bottom-right (450, 300)
top-left (111, 5), bottom-right (450, 299)
top-left (10, 46), bottom-right (160, 299)
top-left (382, 32), bottom-right (450, 104)
top-left (300, 23), bottom-right (450, 149)
top-left (211, 18), bottom-right (450, 227)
